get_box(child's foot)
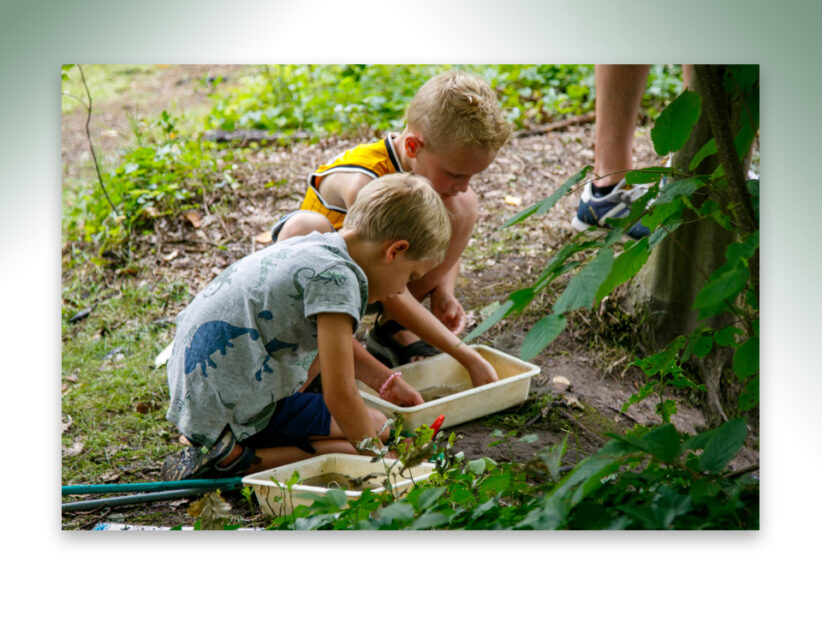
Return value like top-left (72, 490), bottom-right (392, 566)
top-left (573, 178), bottom-right (650, 240)
top-left (365, 318), bottom-right (439, 368)
top-left (161, 428), bottom-right (254, 481)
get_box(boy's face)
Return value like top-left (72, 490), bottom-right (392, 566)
top-left (412, 141), bottom-right (496, 199)
top-left (367, 242), bottom-right (438, 303)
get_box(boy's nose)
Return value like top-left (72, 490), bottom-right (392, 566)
top-left (453, 178), bottom-right (469, 194)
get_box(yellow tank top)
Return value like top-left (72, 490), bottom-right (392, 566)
top-left (300, 136), bottom-right (403, 230)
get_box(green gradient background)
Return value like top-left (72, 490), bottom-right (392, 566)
top-left (2, 0), bottom-right (818, 628)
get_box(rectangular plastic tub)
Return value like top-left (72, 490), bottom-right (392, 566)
top-left (242, 453), bottom-right (435, 516)
top-left (357, 344), bottom-right (541, 432)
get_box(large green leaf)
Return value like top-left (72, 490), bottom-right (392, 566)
top-left (595, 238), bottom-right (650, 304)
top-left (651, 90), bottom-right (702, 155)
top-left (553, 247), bottom-right (614, 315)
top-left (521, 313), bottom-right (566, 360)
top-left (694, 265), bottom-right (749, 311)
top-left (502, 165), bottom-right (592, 227)
top-left (699, 418), bottom-right (748, 473)
top-left (733, 336), bottom-right (759, 380)
top-left (689, 138), bottom-right (718, 170)
top-left (463, 287), bottom-right (535, 343)
top-left (614, 424), bottom-right (682, 463)
top-left (738, 376), bottom-right (759, 412)
top-left (654, 177), bottom-right (702, 206)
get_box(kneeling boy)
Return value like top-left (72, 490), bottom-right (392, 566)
top-left (162, 173), bottom-right (451, 480)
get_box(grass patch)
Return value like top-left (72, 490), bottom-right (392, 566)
top-left (62, 275), bottom-right (191, 485)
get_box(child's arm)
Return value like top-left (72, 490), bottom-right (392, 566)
top-left (380, 289), bottom-right (498, 386)
top-left (351, 339), bottom-right (424, 406)
top-left (318, 171), bottom-right (373, 209)
top-left (316, 312), bottom-right (387, 452)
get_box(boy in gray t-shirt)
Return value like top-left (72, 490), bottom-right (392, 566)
top-left (161, 173), bottom-right (498, 480)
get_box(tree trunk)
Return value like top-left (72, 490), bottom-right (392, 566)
top-left (623, 65), bottom-right (756, 425)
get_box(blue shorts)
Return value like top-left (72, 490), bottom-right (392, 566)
top-left (244, 392), bottom-right (331, 454)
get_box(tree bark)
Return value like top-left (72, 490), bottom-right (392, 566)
top-left (623, 65), bottom-right (757, 425)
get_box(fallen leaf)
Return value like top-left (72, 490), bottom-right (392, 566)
top-left (101, 471), bottom-right (121, 483)
top-left (134, 402), bottom-right (150, 414)
top-left (504, 195), bottom-right (522, 206)
top-left (64, 440), bottom-right (84, 456)
top-left (163, 249), bottom-right (179, 262)
top-left (552, 375), bottom-right (571, 392)
top-left (188, 491), bottom-right (232, 529)
top-left (254, 231), bottom-right (273, 245)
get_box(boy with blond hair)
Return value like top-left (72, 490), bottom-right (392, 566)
top-left (272, 69), bottom-right (512, 377)
top-left (162, 174), bottom-right (452, 480)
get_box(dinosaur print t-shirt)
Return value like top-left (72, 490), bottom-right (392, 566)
top-left (165, 231), bottom-right (368, 448)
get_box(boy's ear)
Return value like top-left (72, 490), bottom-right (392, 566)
top-left (404, 133), bottom-right (423, 158)
top-left (385, 240), bottom-right (410, 262)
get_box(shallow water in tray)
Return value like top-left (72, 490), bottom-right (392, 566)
top-left (418, 384), bottom-right (463, 402)
top-left (299, 472), bottom-right (382, 490)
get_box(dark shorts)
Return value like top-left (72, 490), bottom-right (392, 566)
top-left (244, 392), bottom-right (332, 454)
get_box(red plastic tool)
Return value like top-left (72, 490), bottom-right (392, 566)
top-left (431, 415), bottom-right (445, 434)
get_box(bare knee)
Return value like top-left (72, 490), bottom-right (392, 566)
top-left (278, 211), bottom-right (334, 241)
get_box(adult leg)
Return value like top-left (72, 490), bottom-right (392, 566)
top-left (592, 64), bottom-right (650, 187)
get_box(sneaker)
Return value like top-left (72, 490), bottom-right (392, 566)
top-left (161, 428), bottom-right (252, 481)
top-left (573, 178), bottom-right (650, 240)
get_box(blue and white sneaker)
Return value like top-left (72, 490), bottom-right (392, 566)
top-left (573, 178), bottom-right (650, 240)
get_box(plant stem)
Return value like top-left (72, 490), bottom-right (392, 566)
top-left (77, 65), bottom-right (119, 216)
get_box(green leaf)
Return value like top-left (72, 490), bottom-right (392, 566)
top-left (699, 418), bottom-right (748, 473)
top-left (733, 336), bottom-right (759, 380)
top-left (463, 299), bottom-right (514, 343)
top-left (634, 424), bottom-right (682, 462)
top-left (656, 399), bottom-right (678, 422)
top-left (689, 138), bottom-right (718, 171)
top-left (714, 325), bottom-right (743, 347)
top-left (502, 165), bottom-right (592, 227)
top-left (467, 458), bottom-right (487, 475)
top-left (654, 177), bottom-right (701, 206)
top-left (324, 488), bottom-right (347, 509)
top-left (463, 287), bottom-right (534, 343)
top-left (378, 502), bottom-right (415, 524)
top-left (537, 435), bottom-right (567, 481)
top-left (651, 90), bottom-right (702, 155)
top-left (738, 376), bottom-right (759, 412)
top-left (625, 167), bottom-right (670, 185)
top-left (694, 265), bottom-right (749, 310)
top-left (520, 313), bottom-right (566, 360)
top-left (410, 511), bottom-right (450, 530)
top-left (595, 238), bottom-right (650, 304)
top-left (414, 487), bottom-right (446, 511)
top-left (517, 496), bottom-right (568, 530)
top-left (554, 247), bottom-right (614, 315)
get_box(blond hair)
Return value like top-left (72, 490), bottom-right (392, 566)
top-left (406, 70), bottom-right (512, 154)
top-left (343, 173), bottom-right (451, 263)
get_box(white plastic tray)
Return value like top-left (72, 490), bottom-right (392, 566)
top-left (357, 344), bottom-right (541, 432)
top-left (242, 453), bottom-right (434, 516)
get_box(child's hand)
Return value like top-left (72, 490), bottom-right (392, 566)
top-left (466, 353), bottom-right (498, 387)
top-left (431, 288), bottom-right (466, 335)
top-left (382, 375), bottom-right (424, 406)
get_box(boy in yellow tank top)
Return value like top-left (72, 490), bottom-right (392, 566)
top-left (273, 70), bottom-right (512, 388)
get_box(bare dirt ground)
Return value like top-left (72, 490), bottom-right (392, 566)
top-left (61, 65), bottom-right (758, 527)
